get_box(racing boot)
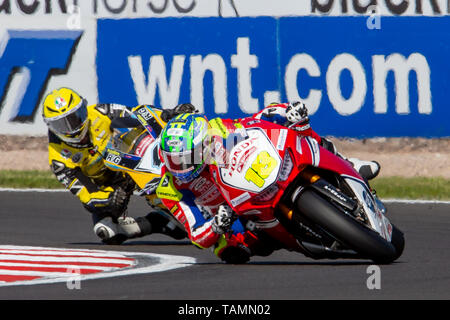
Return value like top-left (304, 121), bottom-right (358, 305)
top-left (143, 210), bottom-right (187, 240)
top-left (117, 210), bottom-right (187, 242)
top-left (94, 211), bottom-right (187, 245)
top-left (320, 138), bottom-right (380, 181)
top-left (347, 158), bottom-right (381, 181)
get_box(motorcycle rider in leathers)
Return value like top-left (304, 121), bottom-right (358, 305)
top-left (42, 87), bottom-right (187, 244)
top-left (157, 101), bottom-right (381, 263)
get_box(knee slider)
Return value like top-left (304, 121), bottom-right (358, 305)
top-left (118, 216), bottom-right (152, 238)
top-left (93, 217), bottom-right (119, 240)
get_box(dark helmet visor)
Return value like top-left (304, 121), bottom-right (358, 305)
top-left (47, 101), bottom-right (88, 136)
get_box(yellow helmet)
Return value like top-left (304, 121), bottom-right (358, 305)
top-left (42, 88), bottom-right (89, 145)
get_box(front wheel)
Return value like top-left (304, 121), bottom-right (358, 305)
top-left (295, 189), bottom-right (404, 264)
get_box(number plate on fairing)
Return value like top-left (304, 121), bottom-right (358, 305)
top-left (219, 128), bottom-right (281, 193)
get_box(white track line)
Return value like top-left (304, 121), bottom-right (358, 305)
top-left (383, 199), bottom-right (450, 204)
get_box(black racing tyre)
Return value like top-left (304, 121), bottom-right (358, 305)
top-left (295, 189), bottom-right (402, 264)
top-left (389, 224), bottom-right (405, 262)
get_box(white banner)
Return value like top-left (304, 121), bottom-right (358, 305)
top-left (1, 1), bottom-right (448, 17)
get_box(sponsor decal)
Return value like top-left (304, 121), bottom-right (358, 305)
top-left (190, 176), bottom-right (208, 193)
top-left (296, 136), bottom-right (303, 155)
top-left (71, 152), bottom-right (83, 164)
top-left (242, 209), bottom-right (262, 216)
top-left (167, 128), bottom-right (185, 136)
top-left (95, 130), bottom-right (106, 141)
top-left (236, 146), bottom-right (257, 174)
top-left (245, 119), bottom-right (261, 126)
top-left (324, 184), bottom-right (348, 203)
top-left (170, 204), bottom-right (178, 214)
top-left (189, 176), bottom-right (222, 205)
top-left (195, 186), bottom-right (221, 205)
top-left (54, 96), bottom-right (67, 109)
top-left (136, 106), bottom-right (153, 121)
top-left (363, 189), bottom-right (376, 212)
top-left (279, 151), bottom-right (293, 181)
top-left (231, 192), bottom-right (251, 207)
top-left (167, 138), bottom-right (182, 148)
top-left (105, 153), bottom-right (121, 164)
top-left (98, 17), bottom-right (449, 137)
top-left (135, 135), bottom-right (154, 157)
top-left (0, 0), bottom-right (200, 16)
top-left (305, 136), bottom-right (320, 167)
top-left (107, 149), bottom-right (120, 156)
top-left (60, 149), bottom-right (72, 159)
top-left (276, 129), bottom-right (287, 150)
top-left (228, 137), bottom-right (258, 176)
top-left (211, 140), bottom-right (228, 167)
top-left (254, 184), bottom-right (279, 202)
top-left (311, 0), bottom-right (450, 16)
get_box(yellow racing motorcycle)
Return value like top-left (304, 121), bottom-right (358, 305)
top-left (103, 105), bottom-right (186, 237)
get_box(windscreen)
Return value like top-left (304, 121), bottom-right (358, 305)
top-left (111, 127), bottom-right (148, 155)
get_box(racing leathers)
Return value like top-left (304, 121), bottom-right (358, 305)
top-left (48, 103), bottom-right (185, 244)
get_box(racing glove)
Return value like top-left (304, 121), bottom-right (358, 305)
top-left (211, 204), bottom-right (235, 235)
top-left (161, 103), bottom-right (198, 122)
top-left (107, 186), bottom-right (130, 219)
top-left (83, 186), bottom-right (130, 217)
top-left (285, 101), bottom-right (309, 126)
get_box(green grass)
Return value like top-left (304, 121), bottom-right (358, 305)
top-left (0, 170), bottom-right (63, 189)
top-left (0, 171), bottom-right (449, 200)
top-left (371, 176), bottom-right (450, 201)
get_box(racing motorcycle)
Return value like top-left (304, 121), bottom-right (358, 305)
top-left (209, 118), bottom-right (405, 264)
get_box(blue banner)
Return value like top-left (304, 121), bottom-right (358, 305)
top-left (97, 17), bottom-right (450, 137)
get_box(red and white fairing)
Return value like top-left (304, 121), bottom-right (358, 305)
top-left (210, 117), bottom-right (393, 243)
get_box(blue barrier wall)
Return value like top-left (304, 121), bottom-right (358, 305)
top-left (98, 17), bottom-right (450, 137)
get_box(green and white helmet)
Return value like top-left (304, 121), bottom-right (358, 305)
top-left (160, 113), bottom-right (210, 182)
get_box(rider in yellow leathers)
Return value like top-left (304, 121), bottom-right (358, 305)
top-left (42, 87), bottom-right (187, 244)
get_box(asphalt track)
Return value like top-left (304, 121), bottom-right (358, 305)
top-left (0, 190), bottom-right (449, 300)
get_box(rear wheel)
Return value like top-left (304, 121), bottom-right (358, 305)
top-left (295, 189), bottom-right (403, 264)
